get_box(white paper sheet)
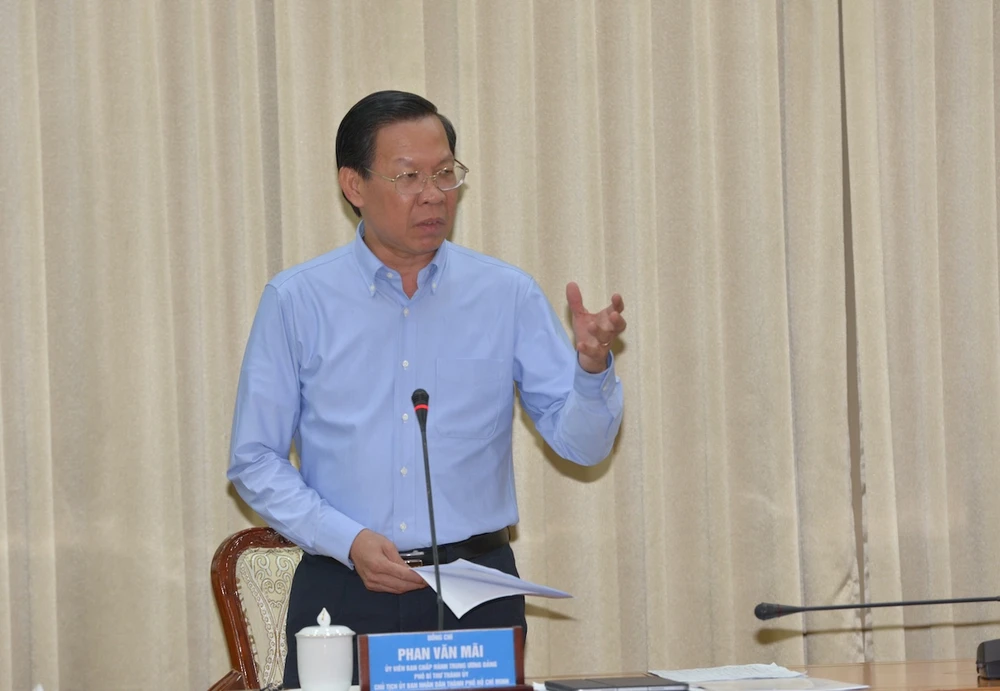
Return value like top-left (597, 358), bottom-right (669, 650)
top-left (691, 679), bottom-right (867, 691)
top-left (413, 559), bottom-right (571, 617)
top-left (534, 675), bottom-right (865, 691)
top-left (649, 664), bottom-right (805, 683)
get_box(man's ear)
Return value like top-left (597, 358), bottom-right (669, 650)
top-left (338, 167), bottom-right (365, 210)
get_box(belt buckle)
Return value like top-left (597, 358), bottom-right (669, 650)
top-left (400, 550), bottom-right (425, 568)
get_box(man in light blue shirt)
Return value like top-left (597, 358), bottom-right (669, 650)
top-left (228, 91), bottom-right (625, 687)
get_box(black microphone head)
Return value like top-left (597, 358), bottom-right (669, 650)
top-left (755, 602), bottom-right (800, 620)
top-left (411, 389), bottom-right (429, 427)
top-left (411, 389), bottom-right (429, 407)
top-left (755, 602), bottom-right (782, 620)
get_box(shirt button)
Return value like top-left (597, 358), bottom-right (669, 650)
top-left (400, 522), bottom-right (407, 531)
top-left (403, 308), bottom-right (409, 317)
top-left (432, 282), bottom-right (437, 290)
top-left (387, 271), bottom-right (394, 278)
top-left (369, 283), bottom-right (375, 293)
top-left (402, 360), bottom-right (409, 369)
top-left (400, 467), bottom-right (408, 476)
top-left (402, 413), bottom-right (409, 422)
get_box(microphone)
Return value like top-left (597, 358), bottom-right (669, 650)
top-left (754, 595), bottom-right (1000, 621)
top-left (755, 595), bottom-right (1000, 679)
top-left (411, 388), bottom-right (443, 630)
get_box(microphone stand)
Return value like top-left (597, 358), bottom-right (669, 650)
top-left (412, 389), bottom-right (443, 630)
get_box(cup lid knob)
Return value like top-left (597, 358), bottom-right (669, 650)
top-left (296, 607), bottom-right (355, 638)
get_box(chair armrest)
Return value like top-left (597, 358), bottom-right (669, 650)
top-left (208, 668), bottom-right (248, 691)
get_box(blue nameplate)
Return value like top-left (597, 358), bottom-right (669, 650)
top-left (360, 628), bottom-right (520, 691)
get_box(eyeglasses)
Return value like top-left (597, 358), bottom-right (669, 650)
top-left (364, 160), bottom-right (469, 195)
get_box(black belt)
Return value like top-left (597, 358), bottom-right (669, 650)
top-left (399, 527), bottom-right (510, 567)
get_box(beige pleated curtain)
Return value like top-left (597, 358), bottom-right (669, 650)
top-left (2, 1), bottom-right (1000, 689)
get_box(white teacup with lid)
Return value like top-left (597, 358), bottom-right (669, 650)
top-left (295, 608), bottom-right (355, 691)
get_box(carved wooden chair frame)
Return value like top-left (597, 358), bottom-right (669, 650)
top-left (208, 526), bottom-right (300, 691)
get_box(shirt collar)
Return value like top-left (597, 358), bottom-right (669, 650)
top-left (352, 221), bottom-right (449, 297)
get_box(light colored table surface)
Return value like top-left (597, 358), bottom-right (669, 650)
top-left (794, 659), bottom-right (995, 690)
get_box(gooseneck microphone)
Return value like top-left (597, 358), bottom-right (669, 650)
top-left (754, 595), bottom-right (1000, 621)
top-left (411, 388), bottom-right (443, 630)
top-left (755, 595), bottom-right (1000, 679)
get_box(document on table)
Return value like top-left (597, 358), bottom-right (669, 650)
top-left (650, 665), bottom-right (805, 683)
top-left (686, 680), bottom-right (866, 691)
top-left (413, 559), bottom-right (571, 617)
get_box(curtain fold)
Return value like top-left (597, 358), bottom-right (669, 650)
top-left (1, 1), bottom-right (60, 689)
top-left (778, 0), bottom-right (860, 666)
top-left (2, 2), bottom-right (999, 688)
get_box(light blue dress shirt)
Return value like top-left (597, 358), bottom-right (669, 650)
top-left (228, 224), bottom-right (624, 566)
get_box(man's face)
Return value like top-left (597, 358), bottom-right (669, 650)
top-left (347, 115), bottom-right (459, 267)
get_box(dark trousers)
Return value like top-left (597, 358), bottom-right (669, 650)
top-left (283, 544), bottom-right (527, 688)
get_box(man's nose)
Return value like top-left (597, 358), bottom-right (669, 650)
top-left (417, 179), bottom-right (446, 203)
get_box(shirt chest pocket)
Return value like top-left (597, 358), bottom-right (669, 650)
top-left (433, 358), bottom-right (505, 439)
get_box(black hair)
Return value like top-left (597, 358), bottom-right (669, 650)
top-left (336, 90), bottom-right (457, 217)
